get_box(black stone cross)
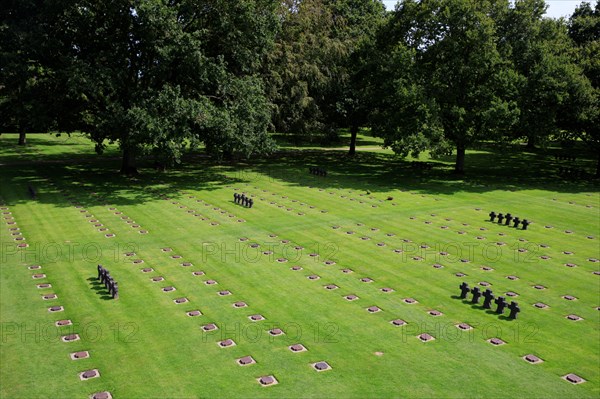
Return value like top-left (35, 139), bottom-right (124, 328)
top-left (489, 211), bottom-right (496, 222)
top-left (471, 286), bottom-right (482, 304)
top-left (459, 282), bottom-right (470, 299)
top-left (495, 296), bottom-right (507, 314)
top-left (504, 213), bottom-right (513, 226)
top-left (482, 289), bottom-right (495, 309)
top-left (508, 301), bottom-right (520, 319)
top-left (513, 217), bottom-right (520, 228)
top-left (521, 219), bottom-right (530, 230)
top-left (497, 213), bottom-right (505, 224)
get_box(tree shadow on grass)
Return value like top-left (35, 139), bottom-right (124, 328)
top-left (1, 140), bottom-right (598, 209)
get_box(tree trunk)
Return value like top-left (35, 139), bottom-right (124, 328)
top-left (525, 135), bottom-right (536, 149)
top-left (18, 125), bottom-right (26, 146)
top-left (596, 152), bottom-right (600, 178)
top-left (454, 143), bottom-right (466, 174)
top-left (120, 148), bottom-right (138, 175)
top-left (348, 123), bottom-right (359, 156)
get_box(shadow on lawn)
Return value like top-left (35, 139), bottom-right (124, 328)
top-left (0, 139), bottom-right (598, 208)
top-left (87, 277), bottom-right (113, 300)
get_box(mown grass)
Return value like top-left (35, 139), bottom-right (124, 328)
top-left (0, 133), bottom-right (598, 398)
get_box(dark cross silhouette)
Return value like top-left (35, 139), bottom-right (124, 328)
top-left (459, 282), bottom-right (470, 299)
top-left (497, 213), bottom-right (505, 224)
top-left (471, 286), bottom-right (482, 304)
top-left (97, 264), bottom-right (103, 280)
top-left (513, 217), bottom-right (520, 228)
top-left (482, 289), bottom-right (495, 309)
top-left (495, 296), bottom-right (507, 314)
top-left (508, 301), bottom-right (520, 319)
top-left (504, 213), bottom-right (513, 226)
top-left (489, 211), bottom-right (497, 222)
top-left (521, 219), bottom-right (530, 230)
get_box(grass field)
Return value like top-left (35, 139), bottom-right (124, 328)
top-left (1, 133), bottom-right (599, 398)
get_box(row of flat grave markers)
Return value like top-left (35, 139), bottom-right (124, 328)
top-left (309, 167), bottom-right (327, 177)
top-left (459, 282), bottom-right (520, 319)
top-left (97, 265), bottom-right (119, 299)
top-left (489, 212), bottom-right (530, 230)
top-left (233, 193), bottom-right (253, 208)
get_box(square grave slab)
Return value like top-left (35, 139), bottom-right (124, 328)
top-left (488, 338), bottom-right (505, 346)
top-left (289, 344), bottom-right (307, 352)
top-left (367, 306), bottom-right (381, 313)
top-left (257, 375), bottom-right (278, 386)
top-left (90, 392), bottom-right (112, 399)
top-left (36, 283), bottom-right (51, 289)
top-left (325, 284), bottom-right (338, 290)
top-left (563, 374), bottom-right (585, 384)
top-left (174, 297), bottom-right (188, 304)
top-left (403, 298), bottom-right (417, 304)
top-left (79, 369), bottom-right (100, 380)
top-left (345, 295), bottom-right (359, 301)
top-left (205, 280), bottom-right (218, 285)
top-left (307, 275), bottom-right (320, 280)
top-left (218, 290), bottom-right (231, 296)
top-left (312, 361), bottom-right (331, 372)
top-left (55, 319), bottom-right (72, 327)
top-left (249, 314), bottom-right (265, 321)
top-left (218, 339), bottom-right (236, 348)
top-left (152, 276), bottom-right (165, 282)
top-left (523, 354), bottom-right (543, 364)
top-left (418, 333), bottom-right (435, 342)
top-left (269, 328), bottom-right (284, 336)
top-left (141, 268), bottom-right (154, 273)
top-left (456, 323), bottom-right (472, 331)
top-left (201, 323), bottom-right (218, 332)
top-left (428, 310), bottom-right (442, 316)
top-left (62, 334), bottom-right (80, 342)
top-left (391, 319), bottom-right (406, 326)
top-left (566, 314), bottom-right (583, 321)
top-left (380, 287), bottom-right (394, 293)
top-left (48, 306), bottom-right (64, 312)
top-left (186, 310), bottom-right (202, 317)
top-left (237, 356), bottom-right (256, 366)
top-left (70, 351), bottom-right (90, 360)
top-left (360, 277), bottom-right (373, 283)
top-left (161, 286), bottom-right (176, 292)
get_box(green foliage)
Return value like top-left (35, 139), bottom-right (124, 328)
top-left (369, 0), bottom-right (519, 172)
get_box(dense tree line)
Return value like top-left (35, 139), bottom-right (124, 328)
top-left (1, 0), bottom-right (598, 175)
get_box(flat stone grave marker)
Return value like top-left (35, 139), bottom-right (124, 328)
top-left (79, 369), bottom-right (100, 380)
top-left (391, 319), bottom-right (406, 326)
top-left (289, 344), bottom-right (307, 352)
top-left (201, 323), bottom-right (218, 332)
top-left (257, 375), bottom-right (278, 386)
top-left (249, 314), bottom-right (265, 321)
top-left (70, 351), bottom-right (90, 360)
top-left (418, 333), bottom-right (434, 342)
top-left (488, 338), bottom-right (505, 346)
top-left (237, 356), bottom-right (256, 366)
top-left (313, 361), bottom-right (331, 371)
top-left (456, 323), bottom-right (472, 331)
top-left (186, 310), bottom-right (202, 317)
top-left (563, 374), bottom-right (585, 384)
top-left (523, 354), bottom-right (543, 364)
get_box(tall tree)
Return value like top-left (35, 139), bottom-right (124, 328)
top-left (7, 0), bottom-right (277, 173)
top-left (265, 0), bottom-right (386, 146)
top-left (0, 1), bottom-right (56, 145)
top-left (498, 0), bottom-right (592, 150)
top-left (568, 1), bottom-right (600, 176)
top-left (369, 0), bottom-right (519, 173)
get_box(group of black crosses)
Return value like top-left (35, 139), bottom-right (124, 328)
top-left (309, 167), bottom-right (327, 177)
top-left (97, 265), bottom-right (119, 299)
top-left (459, 282), bottom-right (520, 319)
top-left (489, 211), bottom-right (530, 230)
top-left (233, 193), bottom-right (254, 208)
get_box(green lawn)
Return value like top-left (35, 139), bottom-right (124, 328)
top-left (1, 134), bottom-right (598, 398)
